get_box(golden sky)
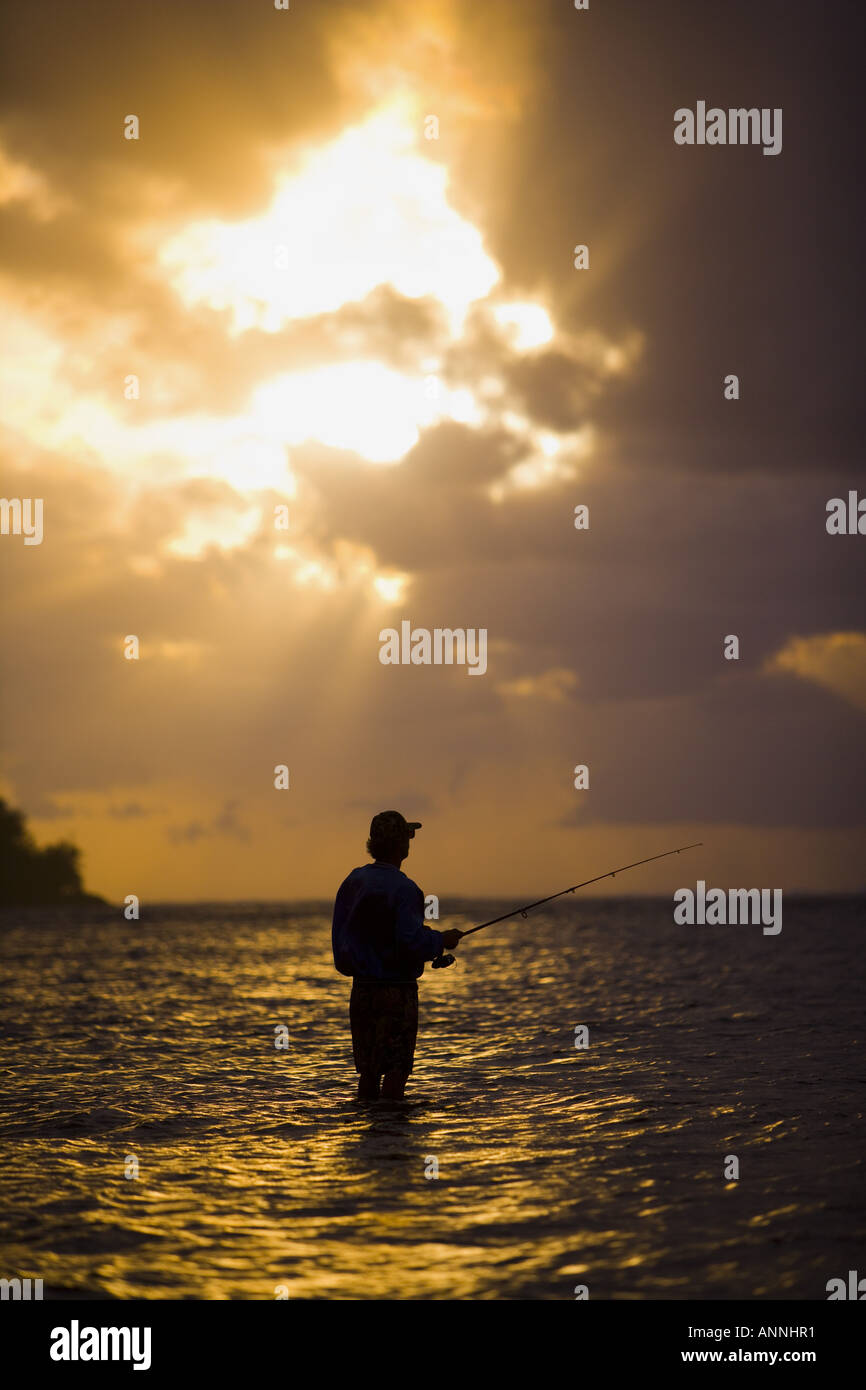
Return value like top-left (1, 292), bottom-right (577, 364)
top-left (1, 0), bottom-right (864, 900)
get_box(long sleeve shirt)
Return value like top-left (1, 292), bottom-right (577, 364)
top-left (331, 861), bottom-right (444, 983)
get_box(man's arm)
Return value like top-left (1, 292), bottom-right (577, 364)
top-left (394, 884), bottom-right (445, 962)
top-left (331, 876), bottom-right (361, 974)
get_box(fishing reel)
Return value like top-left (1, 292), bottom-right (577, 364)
top-left (431, 952), bottom-right (456, 969)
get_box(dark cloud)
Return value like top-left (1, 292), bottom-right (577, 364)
top-left (0, 1), bottom-right (349, 209)
top-left (557, 672), bottom-right (866, 830)
top-left (108, 802), bottom-right (154, 820)
top-left (503, 350), bottom-right (593, 431)
top-left (167, 799), bottom-right (250, 845)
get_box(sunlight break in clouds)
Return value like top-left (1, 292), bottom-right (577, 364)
top-left (491, 303), bottom-right (555, 351)
top-left (249, 362), bottom-right (481, 464)
top-left (128, 100), bottom-right (614, 495)
top-left (2, 97), bottom-right (634, 565)
top-left (155, 103), bottom-right (500, 335)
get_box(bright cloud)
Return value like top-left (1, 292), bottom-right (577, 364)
top-left (154, 103), bottom-right (500, 335)
top-left (1, 99), bottom-right (638, 570)
top-left (766, 632), bottom-right (866, 712)
top-left (249, 362), bottom-right (482, 464)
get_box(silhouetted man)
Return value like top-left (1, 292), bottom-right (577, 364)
top-left (332, 811), bottom-right (462, 1100)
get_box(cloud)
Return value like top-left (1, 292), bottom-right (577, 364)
top-left (167, 799), bottom-right (250, 846)
top-left (108, 802), bottom-right (156, 820)
top-left (1, 0), bottom-right (863, 895)
top-left (498, 668), bottom-right (579, 702)
top-left (765, 633), bottom-right (866, 713)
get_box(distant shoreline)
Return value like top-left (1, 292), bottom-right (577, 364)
top-left (0, 889), bottom-right (862, 917)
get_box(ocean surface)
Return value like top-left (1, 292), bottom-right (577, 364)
top-left (0, 897), bottom-right (862, 1301)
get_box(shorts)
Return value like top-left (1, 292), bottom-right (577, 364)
top-left (349, 981), bottom-right (419, 1075)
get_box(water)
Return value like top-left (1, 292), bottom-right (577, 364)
top-left (0, 897), bottom-right (862, 1300)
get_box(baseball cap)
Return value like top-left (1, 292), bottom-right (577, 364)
top-left (369, 810), bottom-right (422, 840)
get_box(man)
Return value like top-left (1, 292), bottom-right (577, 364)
top-left (332, 810), bottom-right (463, 1100)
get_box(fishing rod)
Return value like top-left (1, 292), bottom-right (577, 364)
top-left (431, 842), bottom-right (703, 967)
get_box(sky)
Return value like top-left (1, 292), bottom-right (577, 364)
top-left (1, 0), bottom-right (864, 901)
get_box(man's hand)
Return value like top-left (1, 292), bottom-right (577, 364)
top-left (441, 928), bottom-right (463, 949)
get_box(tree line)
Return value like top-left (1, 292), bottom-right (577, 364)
top-left (0, 798), bottom-right (102, 905)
